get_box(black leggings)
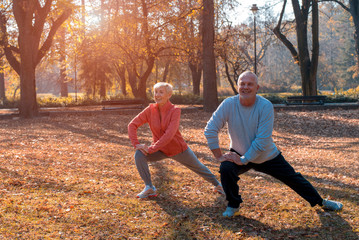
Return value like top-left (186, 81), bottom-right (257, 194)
top-left (220, 153), bottom-right (323, 208)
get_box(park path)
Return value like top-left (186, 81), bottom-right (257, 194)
top-left (0, 102), bottom-right (358, 119)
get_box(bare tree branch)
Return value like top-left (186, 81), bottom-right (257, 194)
top-left (0, 11), bottom-right (20, 74)
top-left (318, 0), bottom-right (349, 12)
top-left (36, 8), bottom-right (72, 65)
top-left (272, 0), bottom-right (299, 63)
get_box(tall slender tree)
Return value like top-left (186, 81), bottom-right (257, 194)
top-left (0, 54), bottom-right (5, 103)
top-left (202, 0), bottom-right (218, 111)
top-left (58, 26), bottom-right (68, 97)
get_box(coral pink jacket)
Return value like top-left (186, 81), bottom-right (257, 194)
top-left (128, 101), bottom-right (188, 156)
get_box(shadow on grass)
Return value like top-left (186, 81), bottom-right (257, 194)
top-left (316, 210), bottom-right (358, 240)
top-left (0, 166), bottom-right (73, 192)
top-left (144, 159), bottom-right (357, 239)
top-left (148, 191), bottom-right (357, 239)
top-left (47, 120), bottom-right (131, 145)
top-left (273, 111), bottom-right (359, 139)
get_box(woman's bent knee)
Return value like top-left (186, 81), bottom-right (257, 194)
top-left (134, 150), bottom-right (147, 162)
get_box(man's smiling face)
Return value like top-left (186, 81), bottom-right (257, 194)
top-left (237, 73), bottom-right (259, 101)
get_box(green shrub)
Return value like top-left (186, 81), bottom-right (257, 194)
top-left (37, 96), bottom-right (74, 107)
top-left (260, 94), bottom-right (287, 104)
top-left (217, 87), bottom-right (235, 97)
top-left (170, 93), bottom-right (202, 104)
top-left (0, 99), bottom-right (18, 108)
top-left (1, 90), bottom-right (357, 109)
top-left (325, 95), bottom-right (358, 103)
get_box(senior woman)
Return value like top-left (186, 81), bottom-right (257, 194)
top-left (128, 82), bottom-right (223, 198)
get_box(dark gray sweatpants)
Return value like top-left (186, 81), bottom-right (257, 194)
top-left (134, 147), bottom-right (220, 187)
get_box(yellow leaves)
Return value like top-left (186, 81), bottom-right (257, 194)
top-left (36, 205), bottom-right (52, 212)
top-left (7, 179), bottom-right (24, 187)
top-left (80, 190), bottom-right (93, 195)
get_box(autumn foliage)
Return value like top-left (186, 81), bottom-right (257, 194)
top-left (0, 109), bottom-right (358, 239)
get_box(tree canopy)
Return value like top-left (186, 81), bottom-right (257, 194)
top-left (0, 0), bottom-right (357, 117)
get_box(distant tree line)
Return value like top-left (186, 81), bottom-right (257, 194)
top-left (0, 0), bottom-right (357, 117)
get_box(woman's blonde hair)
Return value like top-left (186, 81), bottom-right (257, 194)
top-left (153, 82), bottom-right (173, 95)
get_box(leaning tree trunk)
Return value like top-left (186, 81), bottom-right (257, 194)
top-left (273, 0), bottom-right (319, 97)
top-left (224, 62), bottom-right (238, 95)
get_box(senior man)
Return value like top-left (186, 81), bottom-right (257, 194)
top-left (204, 71), bottom-right (343, 217)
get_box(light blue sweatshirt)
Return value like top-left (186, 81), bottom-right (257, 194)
top-left (204, 95), bottom-right (280, 164)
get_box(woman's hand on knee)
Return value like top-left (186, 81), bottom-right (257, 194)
top-left (136, 144), bottom-right (149, 155)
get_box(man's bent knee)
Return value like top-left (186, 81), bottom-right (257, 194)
top-left (220, 161), bottom-right (237, 174)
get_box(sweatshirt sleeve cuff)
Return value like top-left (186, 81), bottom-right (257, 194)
top-left (132, 141), bottom-right (140, 148)
top-left (147, 146), bottom-right (155, 154)
top-left (240, 156), bottom-right (249, 165)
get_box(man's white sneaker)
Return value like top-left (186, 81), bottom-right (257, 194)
top-left (222, 206), bottom-right (240, 217)
top-left (136, 185), bottom-right (157, 199)
top-left (322, 199), bottom-right (343, 211)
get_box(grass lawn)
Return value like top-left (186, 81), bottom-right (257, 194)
top-left (0, 109), bottom-right (358, 239)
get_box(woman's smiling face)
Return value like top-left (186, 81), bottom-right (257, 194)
top-left (154, 86), bottom-right (171, 106)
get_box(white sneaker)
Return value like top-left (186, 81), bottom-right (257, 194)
top-left (222, 206), bottom-right (240, 217)
top-left (137, 185), bottom-right (157, 199)
top-left (322, 199), bottom-right (343, 211)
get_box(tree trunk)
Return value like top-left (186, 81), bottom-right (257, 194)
top-left (19, 44), bottom-right (38, 118)
top-left (295, 0), bottom-right (318, 96)
top-left (1, 1), bottom-right (71, 118)
top-left (224, 62), bottom-right (238, 95)
top-left (127, 65), bottom-right (139, 97)
top-left (99, 0), bottom-right (106, 100)
top-left (59, 27), bottom-right (68, 97)
top-left (202, 0), bottom-right (218, 112)
top-left (138, 56), bottom-right (155, 102)
top-left (16, 1), bottom-right (38, 117)
top-left (60, 68), bottom-right (68, 97)
top-left (100, 78), bottom-right (106, 99)
top-left (310, 0), bottom-right (319, 95)
top-left (349, 0), bottom-right (359, 74)
top-left (274, 0), bottom-right (319, 97)
top-left (116, 65), bottom-right (127, 96)
top-left (189, 62), bottom-right (202, 95)
top-left (0, 57), bottom-right (5, 103)
top-left (162, 60), bottom-right (170, 82)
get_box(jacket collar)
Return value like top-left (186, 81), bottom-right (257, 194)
top-left (153, 100), bottom-right (173, 112)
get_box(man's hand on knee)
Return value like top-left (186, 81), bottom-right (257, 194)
top-left (223, 152), bottom-right (243, 165)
